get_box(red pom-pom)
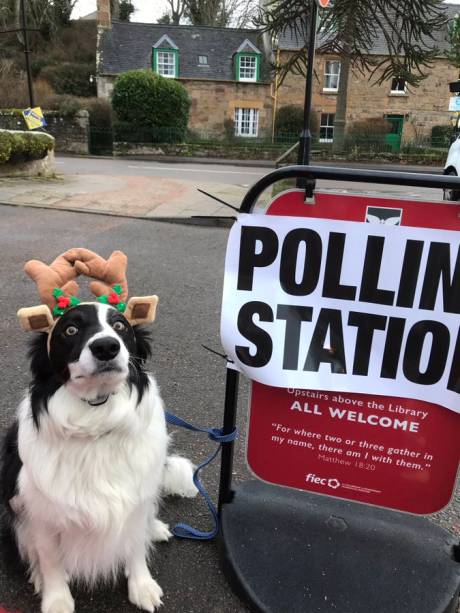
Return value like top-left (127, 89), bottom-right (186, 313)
top-left (108, 292), bottom-right (120, 305)
top-left (57, 296), bottom-right (70, 308)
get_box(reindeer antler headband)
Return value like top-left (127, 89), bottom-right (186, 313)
top-left (17, 248), bottom-right (158, 333)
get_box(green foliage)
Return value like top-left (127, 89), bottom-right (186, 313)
top-left (41, 62), bottom-right (96, 97)
top-left (431, 124), bottom-right (452, 146)
top-left (446, 13), bottom-right (460, 69)
top-left (224, 117), bottom-right (235, 140)
top-left (41, 94), bottom-right (84, 116)
top-left (345, 117), bottom-right (391, 149)
top-left (85, 98), bottom-right (113, 128)
top-left (111, 70), bottom-right (191, 136)
top-left (0, 130), bottom-right (54, 164)
top-left (260, 0), bottom-right (447, 86)
top-left (0, 130), bottom-right (13, 162)
top-left (119, 0), bottom-right (135, 21)
top-left (274, 105), bottom-right (319, 136)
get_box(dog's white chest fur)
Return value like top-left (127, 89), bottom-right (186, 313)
top-left (16, 377), bottom-right (168, 580)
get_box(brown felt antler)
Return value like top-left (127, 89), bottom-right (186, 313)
top-left (72, 249), bottom-right (129, 303)
top-left (18, 248), bottom-right (159, 332)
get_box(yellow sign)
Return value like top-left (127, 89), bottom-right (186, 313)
top-left (22, 107), bottom-right (47, 130)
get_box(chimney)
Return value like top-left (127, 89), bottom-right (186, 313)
top-left (97, 0), bottom-right (111, 28)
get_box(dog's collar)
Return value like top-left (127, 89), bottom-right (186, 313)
top-left (82, 394), bottom-right (112, 407)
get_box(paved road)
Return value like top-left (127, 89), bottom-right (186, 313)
top-left (55, 156), bottom-right (447, 202)
top-left (56, 156), bottom-right (266, 187)
top-left (0, 206), bottom-right (459, 613)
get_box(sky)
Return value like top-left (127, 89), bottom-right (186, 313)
top-left (73, 0), bottom-right (460, 23)
top-left (72, 0), bottom-right (166, 22)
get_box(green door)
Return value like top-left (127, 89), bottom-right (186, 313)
top-left (385, 115), bottom-right (404, 152)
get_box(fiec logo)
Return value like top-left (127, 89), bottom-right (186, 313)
top-left (306, 473), bottom-right (341, 489)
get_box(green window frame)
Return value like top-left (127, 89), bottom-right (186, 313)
top-left (235, 52), bottom-right (260, 82)
top-left (152, 48), bottom-right (179, 78)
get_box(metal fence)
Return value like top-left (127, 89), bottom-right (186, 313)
top-left (88, 124), bottom-right (451, 158)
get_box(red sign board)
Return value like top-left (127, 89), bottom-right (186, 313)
top-left (316, 0), bottom-right (332, 7)
top-left (246, 190), bottom-right (460, 514)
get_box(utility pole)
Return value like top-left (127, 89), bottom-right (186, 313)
top-left (20, 0), bottom-right (35, 108)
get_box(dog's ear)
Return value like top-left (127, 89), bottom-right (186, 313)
top-left (17, 305), bottom-right (54, 333)
top-left (125, 296), bottom-right (158, 326)
top-left (133, 326), bottom-right (152, 364)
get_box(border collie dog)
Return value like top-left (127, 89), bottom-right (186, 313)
top-left (1, 303), bottom-right (197, 613)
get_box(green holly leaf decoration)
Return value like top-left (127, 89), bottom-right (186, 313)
top-left (52, 288), bottom-right (64, 298)
top-left (116, 302), bottom-right (126, 312)
top-left (53, 306), bottom-right (65, 317)
top-left (97, 295), bottom-right (109, 304)
top-left (70, 296), bottom-right (80, 306)
top-left (113, 284), bottom-right (123, 295)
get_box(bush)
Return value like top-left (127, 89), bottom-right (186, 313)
top-left (274, 105), bottom-right (319, 138)
top-left (41, 62), bottom-right (96, 97)
top-left (224, 118), bottom-right (235, 140)
top-left (431, 125), bottom-right (452, 147)
top-left (345, 117), bottom-right (391, 150)
top-left (0, 130), bottom-right (54, 164)
top-left (84, 98), bottom-right (113, 128)
top-left (111, 70), bottom-right (191, 138)
top-left (0, 131), bottom-right (13, 162)
top-left (41, 94), bottom-right (84, 117)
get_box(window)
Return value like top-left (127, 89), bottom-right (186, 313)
top-left (319, 113), bottom-right (334, 142)
top-left (198, 55), bottom-right (208, 65)
top-left (324, 60), bottom-right (340, 91)
top-left (153, 49), bottom-right (178, 78)
top-left (234, 108), bottom-right (259, 137)
top-left (390, 77), bottom-right (406, 94)
top-left (238, 54), bottom-right (258, 82)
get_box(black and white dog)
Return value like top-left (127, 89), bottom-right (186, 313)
top-left (1, 302), bottom-right (197, 613)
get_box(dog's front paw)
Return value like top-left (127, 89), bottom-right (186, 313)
top-left (151, 519), bottom-right (173, 542)
top-left (42, 589), bottom-right (75, 613)
top-left (128, 575), bottom-right (163, 612)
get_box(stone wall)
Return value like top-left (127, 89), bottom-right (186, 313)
top-left (276, 52), bottom-right (457, 139)
top-left (98, 75), bottom-right (273, 138)
top-left (0, 110), bottom-right (90, 154)
top-left (0, 149), bottom-right (55, 178)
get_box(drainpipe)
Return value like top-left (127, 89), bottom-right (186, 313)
top-left (271, 48), bottom-right (280, 144)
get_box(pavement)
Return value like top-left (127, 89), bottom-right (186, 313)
top-left (0, 156), bottom-right (447, 223)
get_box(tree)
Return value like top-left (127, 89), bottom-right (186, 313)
top-left (119, 0), bottom-right (134, 21)
top-left (446, 12), bottom-right (460, 76)
top-left (259, 0), bottom-right (448, 150)
top-left (156, 0), bottom-right (256, 27)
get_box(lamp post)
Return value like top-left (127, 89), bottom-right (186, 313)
top-left (297, 1), bottom-right (318, 168)
top-left (20, 0), bottom-right (35, 108)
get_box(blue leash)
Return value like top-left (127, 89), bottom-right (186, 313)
top-left (165, 410), bottom-right (238, 540)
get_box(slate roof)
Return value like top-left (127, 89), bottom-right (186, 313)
top-left (98, 21), bottom-right (271, 82)
top-left (277, 4), bottom-right (460, 55)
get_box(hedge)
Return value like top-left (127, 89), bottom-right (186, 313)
top-left (111, 70), bottom-right (191, 134)
top-left (0, 130), bottom-right (55, 164)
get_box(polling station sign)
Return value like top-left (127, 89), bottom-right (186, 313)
top-left (221, 210), bottom-right (460, 414)
top-left (221, 190), bottom-right (460, 514)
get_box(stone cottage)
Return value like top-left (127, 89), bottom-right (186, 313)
top-left (276, 6), bottom-right (460, 149)
top-left (96, 0), bottom-right (273, 139)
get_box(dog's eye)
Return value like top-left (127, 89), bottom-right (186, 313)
top-left (64, 325), bottom-right (78, 337)
top-left (112, 321), bottom-right (126, 332)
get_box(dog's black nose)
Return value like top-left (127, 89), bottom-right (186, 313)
top-left (90, 337), bottom-right (120, 361)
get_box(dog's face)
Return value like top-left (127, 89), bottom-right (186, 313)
top-left (28, 302), bottom-right (152, 427)
top-left (49, 303), bottom-right (137, 401)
